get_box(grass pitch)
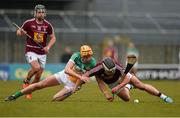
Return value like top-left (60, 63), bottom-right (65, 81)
top-left (0, 80), bottom-right (180, 117)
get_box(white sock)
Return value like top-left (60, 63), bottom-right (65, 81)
top-left (160, 93), bottom-right (167, 99)
top-left (125, 84), bottom-right (134, 90)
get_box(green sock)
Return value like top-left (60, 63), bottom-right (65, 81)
top-left (13, 91), bottom-right (23, 99)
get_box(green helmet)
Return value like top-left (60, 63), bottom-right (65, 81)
top-left (34, 4), bottom-right (46, 12)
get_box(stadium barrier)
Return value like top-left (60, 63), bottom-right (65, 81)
top-left (137, 64), bottom-right (180, 80)
top-left (0, 64), bottom-right (9, 81)
top-left (0, 64), bottom-right (180, 80)
top-left (0, 63), bottom-right (66, 81)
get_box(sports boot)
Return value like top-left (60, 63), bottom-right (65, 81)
top-left (4, 95), bottom-right (16, 101)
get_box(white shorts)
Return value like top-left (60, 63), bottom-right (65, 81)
top-left (54, 70), bottom-right (76, 90)
top-left (25, 52), bottom-right (47, 68)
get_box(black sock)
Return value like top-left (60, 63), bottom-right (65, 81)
top-left (157, 92), bottom-right (161, 97)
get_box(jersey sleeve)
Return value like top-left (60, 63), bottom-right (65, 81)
top-left (69, 52), bottom-right (79, 62)
top-left (21, 21), bottom-right (29, 31)
top-left (90, 58), bottom-right (97, 68)
top-left (47, 23), bottom-right (53, 35)
top-left (86, 63), bottom-right (103, 77)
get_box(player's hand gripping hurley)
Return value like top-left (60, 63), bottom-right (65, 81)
top-left (112, 55), bottom-right (137, 96)
top-left (12, 22), bottom-right (43, 48)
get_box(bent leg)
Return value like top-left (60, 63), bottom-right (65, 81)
top-left (26, 60), bottom-right (41, 82)
top-left (130, 76), bottom-right (173, 103)
top-left (117, 88), bottom-right (130, 102)
top-left (31, 68), bottom-right (44, 84)
top-left (130, 75), bottom-right (160, 96)
top-left (5, 75), bottom-right (60, 101)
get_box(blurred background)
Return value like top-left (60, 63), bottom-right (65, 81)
top-left (0, 0), bottom-right (180, 80)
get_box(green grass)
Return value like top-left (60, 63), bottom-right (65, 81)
top-left (0, 80), bottom-right (180, 117)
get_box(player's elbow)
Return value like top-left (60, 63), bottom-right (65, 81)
top-left (53, 37), bottom-right (56, 42)
top-left (64, 68), bottom-right (70, 75)
top-left (52, 95), bottom-right (65, 102)
top-left (122, 97), bottom-right (130, 102)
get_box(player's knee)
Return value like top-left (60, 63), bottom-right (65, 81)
top-left (125, 95), bottom-right (130, 101)
top-left (33, 66), bottom-right (41, 73)
top-left (118, 94), bottom-right (130, 102)
top-left (122, 97), bottom-right (130, 102)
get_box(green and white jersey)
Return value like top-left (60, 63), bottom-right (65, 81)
top-left (70, 52), bottom-right (96, 73)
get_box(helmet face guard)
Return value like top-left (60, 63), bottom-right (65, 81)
top-left (80, 45), bottom-right (93, 57)
top-left (102, 57), bottom-right (116, 73)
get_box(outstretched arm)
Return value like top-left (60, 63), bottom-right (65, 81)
top-left (112, 74), bottom-right (131, 94)
top-left (96, 77), bottom-right (113, 102)
top-left (71, 72), bottom-right (92, 93)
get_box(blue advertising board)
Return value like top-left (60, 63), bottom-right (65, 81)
top-left (0, 63), bottom-right (66, 81)
top-left (0, 64), bottom-right (9, 81)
